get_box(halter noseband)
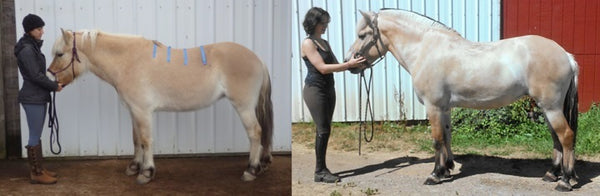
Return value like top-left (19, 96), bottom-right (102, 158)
top-left (48, 32), bottom-right (80, 82)
top-left (356, 13), bottom-right (387, 67)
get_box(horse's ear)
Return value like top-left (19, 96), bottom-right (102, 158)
top-left (359, 10), bottom-right (373, 25)
top-left (60, 28), bottom-right (71, 44)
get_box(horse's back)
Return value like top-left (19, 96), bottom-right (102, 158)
top-left (147, 42), bottom-right (265, 111)
top-left (432, 35), bottom-right (573, 109)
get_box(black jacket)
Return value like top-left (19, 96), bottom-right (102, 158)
top-left (14, 34), bottom-right (58, 104)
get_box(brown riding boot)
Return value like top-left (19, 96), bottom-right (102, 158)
top-left (26, 145), bottom-right (57, 184)
top-left (37, 140), bottom-right (58, 177)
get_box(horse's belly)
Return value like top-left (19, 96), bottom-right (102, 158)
top-left (155, 84), bottom-right (225, 111)
top-left (450, 87), bottom-right (526, 109)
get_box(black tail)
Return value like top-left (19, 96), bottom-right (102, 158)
top-left (563, 77), bottom-right (578, 143)
top-left (256, 67), bottom-right (273, 157)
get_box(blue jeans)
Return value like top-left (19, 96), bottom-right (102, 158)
top-left (21, 103), bottom-right (47, 146)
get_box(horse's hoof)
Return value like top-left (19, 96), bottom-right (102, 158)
top-left (125, 168), bottom-right (137, 176)
top-left (125, 162), bottom-right (139, 176)
top-left (442, 169), bottom-right (452, 179)
top-left (241, 171), bottom-right (257, 181)
top-left (136, 174), bottom-right (152, 184)
top-left (135, 167), bottom-right (155, 184)
top-left (125, 167), bottom-right (138, 176)
top-left (555, 180), bottom-right (572, 192)
top-left (259, 163), bottom-right (270, 174)
top-left (259, 157), bottom-right (271, 173)
top-left (424, 175), bottom-right (441, 185)
top-left (542, 171), bottom-right (558, 182)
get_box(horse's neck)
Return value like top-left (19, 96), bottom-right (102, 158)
top-left (384, 20), bottom-right (463, 75)
top-left (81, 35), bottom-right (142, 85)
top-left (381, 12), bottom-right (465, 75)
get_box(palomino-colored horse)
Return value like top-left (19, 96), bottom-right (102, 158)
top-left (345, 9), bottom-right (578, 191)
top-left (47, 29), bottom-right (273, 184)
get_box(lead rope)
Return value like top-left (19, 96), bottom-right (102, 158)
top-left (48, 91), bottom-right (61, 154)
top-left (46, 32), bottom-right (79, 155)
top-left (358, 67), bottom-right (375, 155)
top-left (356, 13), bottom-right (387, 155)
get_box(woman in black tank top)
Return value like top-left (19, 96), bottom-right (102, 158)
top-left (301, 7), bottom-right (366, 183)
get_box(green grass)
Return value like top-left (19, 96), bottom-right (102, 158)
top-left (293, 121), bottom-right (430, 153)
top-left (293, 101), bottom-right (600, 158)
top-left (577, 103), bottom-right (600, 155)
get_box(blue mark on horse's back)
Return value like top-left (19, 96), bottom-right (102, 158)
top-left (167, 46), bottom-right (171, 63)
top-left (183, 48), bottom-right (188, 65)
top-left (152, 44), bottom-right (157, 58)
top-left (200, 45), bottom-right (207, 65)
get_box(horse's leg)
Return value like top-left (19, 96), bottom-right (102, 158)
top-left (544, 109), bottom-right (576, 191)
top-left (542, 114), bottom-right (563, 182)
top-left (125, 118), bottom-right (143, 176)
top-left (442, 110), bottom-right (455, 176)
top-left (424, 106), bottom-right (452, 185)
top-left (130, 108), bottom-right (155, 184)
top-left (233, 104), bottom-right (263, 181)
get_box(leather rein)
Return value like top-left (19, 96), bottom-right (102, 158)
top-left (46, 32), bottom-right (80, 155)
top-left (356, 13), bottom-right (387, 156)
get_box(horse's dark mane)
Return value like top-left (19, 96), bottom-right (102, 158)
top-left (379, 8), bottom-right (459, 36)
top-left (152, 40), bottom-right (166, 47)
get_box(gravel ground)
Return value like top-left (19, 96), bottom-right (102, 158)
top-left (292, 143), bottom-right (600, 195)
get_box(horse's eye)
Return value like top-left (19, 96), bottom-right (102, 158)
top-left (57, 53), bottom-right (64, 57)
top-left (358, 35), bottom-right (366, 39)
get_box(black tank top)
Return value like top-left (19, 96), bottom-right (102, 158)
top-left (302, 38), bottom-right (336, 88)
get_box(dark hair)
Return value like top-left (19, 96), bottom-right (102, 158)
top-left (302, 7), bottom-right (330, 35)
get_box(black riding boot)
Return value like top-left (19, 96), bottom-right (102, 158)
top-left (314, 133), bottom-right (340, 183)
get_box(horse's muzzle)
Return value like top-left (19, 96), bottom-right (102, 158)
top-left (351, 53), bottom-right (373, 74)
top-left (46, 71), bottom-right (56, 81)
top-left (349, 68), bottom-right (363, 74)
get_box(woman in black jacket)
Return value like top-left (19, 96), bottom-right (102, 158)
top-left (14, 14), bottom-right (62, 184)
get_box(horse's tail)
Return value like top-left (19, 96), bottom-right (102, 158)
top-left (256, 65), bottom-right (273, 158)
top-left (564, 52), bottom-right (578, 138)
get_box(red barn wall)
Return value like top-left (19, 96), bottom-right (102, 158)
top-left (503, 0), bottom-right (600, 111)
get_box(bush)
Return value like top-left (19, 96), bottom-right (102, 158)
top-left (451, 98), bottom-right (600, 156)
top-left (451, 97), bottom-right (548, 141)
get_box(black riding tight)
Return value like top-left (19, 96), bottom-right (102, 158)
top-left (303, 85), bottom-right (336, 135)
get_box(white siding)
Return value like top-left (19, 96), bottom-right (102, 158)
top-left (16, 0), bottom-right (291, 157)
top-left (292, 0), bottom-right (501, 122)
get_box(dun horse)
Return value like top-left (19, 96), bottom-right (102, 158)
top-left (345, 9), bottom-right (578, 191)
top-left (47, 29), bottom-right (273, 184)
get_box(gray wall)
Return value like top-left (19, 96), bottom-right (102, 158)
top-left (16, 0), bottom-right (291, 157)
top-left (292, 0), bottom-right (501, 122)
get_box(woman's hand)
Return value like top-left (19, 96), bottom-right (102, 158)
top-left (56, 83), bottom-right (63, 92)
top-left (346, 55), bottom-right (367, 69)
